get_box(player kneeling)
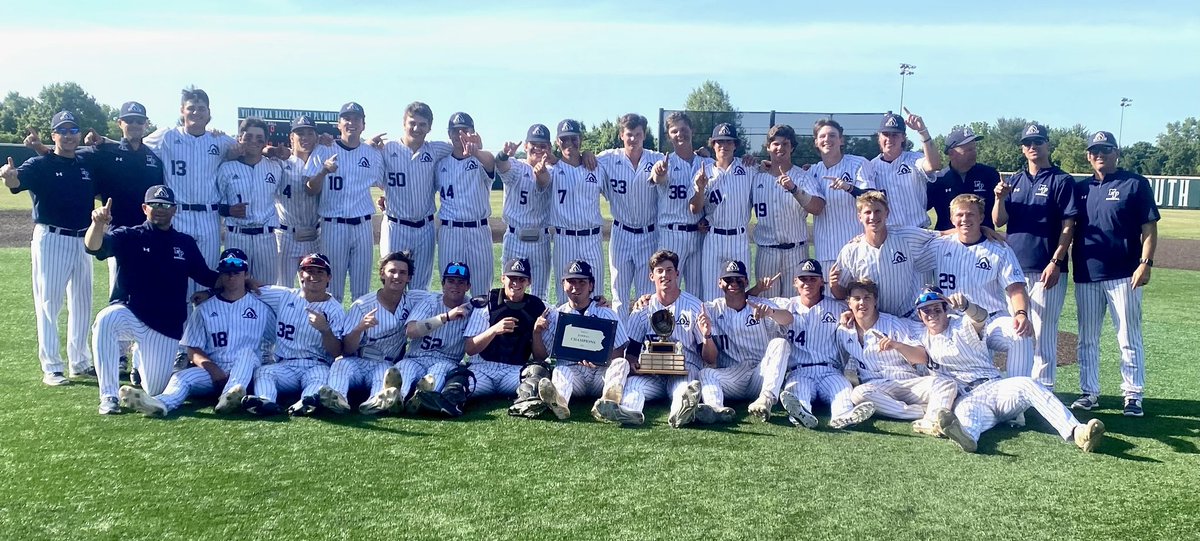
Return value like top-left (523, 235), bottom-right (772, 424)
top-left (913, 287), bottom-right (1104, 453)
top-left (121, 250), bottom-right (271, 417)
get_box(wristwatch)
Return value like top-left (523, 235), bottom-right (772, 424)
top-left (1139, 258), bottom-right (1153, 267)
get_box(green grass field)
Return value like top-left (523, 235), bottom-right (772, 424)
top-left (2, 245), bottom-right (1199, 540)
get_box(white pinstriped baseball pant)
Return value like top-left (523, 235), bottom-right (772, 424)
top-left (1075, 278), bottom-right (1145, 399)
top-left (699, 337), bottom-right (789, 408)
top-left (93, 304), bottom-right (180, 399)
top-left (31, 225), bottom-right (92, 375)
top-left (253, 359), bottom-right (329, 402)
top-left (782, 365), bottom-right (856, 418)
top-left (608, 226), bottom-right (657, 320)
top-left (1025, 276), bottom-right (1068, 388)
top-left (953, 376), bottom-right (1082, 444)
top-left (157, 355), bottom-right (259, 411)
top-left (327, 356), bottom-right (391, 399)
top-left (851, 375), bottom-right (957, 420)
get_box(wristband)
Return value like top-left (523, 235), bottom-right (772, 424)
top-left (1015, 310), bottom-right (1028, 317)
top-left (418, 314), bottom-right (447, 333)
top-left (1139, 258), bottom-right (1153, 267)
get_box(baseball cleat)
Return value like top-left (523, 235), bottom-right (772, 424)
top-left (912, 408), bottom-right (952, 437)
top-left (911, 418), bottom-right (940, 437)
top-left (173, 351), bottom-right (190, 371)
top-left (287, 395), bottom-right (319, 417)
top-left (120, 386), bottom-right (167, 418)
top-left (98, 396), bottom-right (121, 415)
top-left (696, 403), bottom-right (717, 424)
top-left (591, 400), bottom-right (610, 422)
top-left (215, 384), bottom-right (246, 414)
top-left (69, 366), bottom-right (97, 378)
top-left (508, 399), bottom-right (547, 419)
top-left (943, 419), bottom-right (977, 453)
top-left (1123, 398), bottom-right (1144, 417)
top-left (317, 385), bottom-right (351, 414)
top-left (779, 391), bottom-right (818, 429)
top-left (600, 379), bottom-right (623, 404)
top-left (594, 399), bottom-right (643, 425)
top-left (383, 367), bottom-right (402, 390)
top-left (747, 393), bottom-right (775, 422)
top-left (1007, 410), bottom-right (1027, 428)
top-left (1074, 418), bottom-right (1106, 452)
top-left (358, 393), bottom-right (388, 415)
top-left (1070, 394), bottom-right (1100, 411)
top-left (42, 372), bottom-right (69, 386)
top-left (830, 401), bottom-right (876, 430)
top-left (241, 395), bottom-right (282, 416)
top-left (538, 378), bottom-right (570, 420)
top-left (668, 380), bottom-right (701, 428)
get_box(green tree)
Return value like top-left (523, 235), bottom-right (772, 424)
top-left (682, 80), bottom-right (748, 155)
top-left (18, 82), bottom-right (113, 141)
top-left (1050, 124), bottom-right (1091, 174)
top-left (0, 91), bottom-right (37, 143)
top-left (581, 117), bottom-right (657, 156)
top-left (845, 137), bottom-right (880, 159)
top-left (1155, 117), bottom-right (1200, 176)
top-left (1120, 141), bottom-right (1165, 175)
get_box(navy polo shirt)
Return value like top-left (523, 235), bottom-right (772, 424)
top-left (10, 153), bottom-right (97, 230)
top-left (87, 222), bottom-right (219, 339)
top-left (79, 139), bottom-right (165, 227)
top-left (1072, 169), bottom-right (1160, 283)
top-left (1002, 165), bottom-right (1078, 273)
top-left (927, 163), bottom-right (999, 231)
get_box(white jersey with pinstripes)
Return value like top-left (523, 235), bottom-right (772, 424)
top-left (255, 286), bottom-right (346, 362)
top-left (706, 296), bottom-right (785, 366)
top-left (625, 292), bottom-right (706, 363)
top-left (598, 149), bottom-right (663, 227)
top-left (304, 142), bottom-right (384, 218)
top-left (181, 294), bottom-right (273, 369)
top-left (835, 226), bottom-right (937, 317)
top-left (774, 296), bottom-right (849, 369)
top-left (542, 301), bottom-right (628, 363)
top-left (924, 236), bottom-right (1025, 315)
top-left (217, 158), bottom-right (284, 228)
top-left (341, 291), bottom-right (428, 362)
top-left (864, 150), bottom-right (933, 228)
top-left (404, 293), bottom-right (472, 363)
top-left (836, 314), bottom-right (924, 382)
top-left (700, 161), bottom-right (753, 229)
top-left (920, 314), bottom-right (1001, 385)
top-left (435, 155), bottom-right (493, 221)
top-left (379, 140), bottom-right (453, 220)
top-left (499, 159), bottom-right (551, 230)
top-left (550, 162), bottom-right (607, 229)
top-left (142, 127), bottom-right (236, 206)
top-left (808, 154), bottom-right (872, 261)
top-left (276, 154), bottom-right (320, 229)
top-left (751, 166), bottom-right (813, 245)
top-left (656, 153), bottom-right (713, 226)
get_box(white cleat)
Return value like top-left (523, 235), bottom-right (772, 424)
top-left (779, 391), bottom-right (818, 429)
top-left (829, 401), bottom-right (876, 430)
top-left (668, 380), bottom-right (701, 428)
top-left (1007, 410), bottom-right (1027, 428)
top-left (747, 393), bottom-right (775, 423)
top-left (538, 378), bottom-right (570, 420)
top-left (317, 385), bottom-right (351, 414)
top-left (383, 367), bottom-right (402, 390)
top-left (594, 399), bottom-right (644, 426)
top-left (214, 384), bottom-right (246, 414)
top-left (42, 372), bottom-right (70, 386)
top-left (98, 396), bottom-right (121, 415)
top-left (119, 385), bottom-right (167, 418)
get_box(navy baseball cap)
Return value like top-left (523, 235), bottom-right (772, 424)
top-left (443, 261), bottom-right (471, 281)
top-left (796, 259), bottom-right (823, 278)
top-left (290, 115), bottom-right (317, 132)
top-left (339, 102), bottom-right (365, 117)
top-left (562, 260), bottom-right (594, 281)
top-left (1019, 123), bottom-right (1049, 142)
top-left (218, 248), bottom-right (250, 273)
top-left (448, 112), bottom-right (475, 130)
top-left (502, 257), bottom-right (531, 279)
top-left (710, 123), bottom-right (739, 141)
top-left (914, 286), bottom-right (948, 309)
top-left (944, 126), bottom-right (982, 153)
top-left (556, 119), bottom-right (583, 138)
top-left (119, 101), bottom-right (148, 120)
top-left (526, 123), bottom-right (551, 144)
top-left (299, 253), bottom-right (332, 272)
top-left (1087, 131), bottom-right (1118, 151)
top-left (719, 260), bottom-right (748, 280)
top-left (51, 110), bottom-right (78, 129)
top-left (878, 112), bottom-right (906, 134)
top-left (143, 185), bottom-right (176, 205)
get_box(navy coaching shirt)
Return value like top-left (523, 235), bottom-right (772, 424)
top-left (1002, 165), bottom-right (1078, 273)
top-left (1072, 169), bottom-right (1160, 283)
top-left (927, 163), bottom-right (999, 231)
top-left (79, 139), bottom-right (166, 227)
top-left (10, 153), bottom-right (96, 230)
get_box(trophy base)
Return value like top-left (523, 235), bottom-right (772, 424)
top-left (638, 352), bottom-right (688, 376)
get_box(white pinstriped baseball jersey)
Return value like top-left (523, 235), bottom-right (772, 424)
top-left (435, 155), bottom-right (493, 221)
top-left (404, 293), bottom-right (473, 363)
top-left (142, 127), bottom-right (236, 206)
top-left (808, 154), bottom-right (873, 261)
top-left (341, 291), bottom-right (428, 362)
top-left (750, 166), bottom-right (813, 245)
top-left (706, 295), bottom-right (785, 366)
top-left (920, 314), bottom-right (1001, 384)
top-left (379, 140), bottom-right (453, 220)
top-left (598, 149), bottom-right (663, 227)
top-left (925, 236), bottom-right (1026, 314)
top-left (304, 142), bottom-right (385, 218)
top-left (625, 292), bottom-right (706, 364)
top-left (700, 161), bottom-right (754, 229)
top-left (864, 150), bottom-right (933, 228)
top-left (217, 158), bottom-right (284, 228)
top-left (835, 226), bottom-right (937, 317)
top-left (499, 159), bottom-right (551, 230)
top-left (549, 162), bottom-right (607, 229)
top-left (656, 153), bottom-right (713, 226)
top-left (836, 313), bottom-right (924, 382)
top-left (774, 296), bottom-right (849, 369)
top-left (541, 301), bottom-right (628, 363)
top-left (181, 294), bottom-right (273, 370)
top-left (256, 286), bottom-right (346, 361)
top-left (276, 155), bottom-right (320, 229)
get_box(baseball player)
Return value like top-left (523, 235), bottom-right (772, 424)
top-left (218, 117), bottom-right (284, 285)
top-left (317, 251), bottom-right (427, 415)
top-left (912, 287), bottom-right (1105, 453)
top-left (775, 259), bottom-right (876, 430)
top-left (240, 253), bottom-right (346, 416)
top-left (533, 260), bottom-right (629, 421)
top-left (84, 185), bottom-right (221, 414)
top-left (495, 124), bottom-right (553, 300)
top-left (928, 127), bottom-right (998, 231)
top-left (1070, 131), bottom-right (1159, 417)
top-left (692, 123), bottom-right (753, 302)
top-left (806, 119), bottom-right (874, 282)
top-left (275, 116), bottom-right (323, 288)
top-left (119, 249), bottom-right (273, 417)
top-left (993, 122), bottom-right (1078, 388)
top-left (374, 102), bottom-right (454, 290)
top-left (924, 194), bottom-right (1034, 379)
top-left (698, 260), bottom-right (792, 423)
top-left (303, 102), bottom-right (385, 302)
top-left (752, 124), bottom-right (820, 298)
top-left (549, 119), bottom-right (607, 305)
top-left (597, 114), bottom-right (663, 319)
top-left (2, 110), bottom-right (97, 386)
top-left (861, 110), bottom-right (940, 228)
top-left (463, 258), bottom-right (551, 417)
top-left (650, 112), bottom-right (712, 296)
top-left (838, 279), bottom-right (957, 436)
top-left (434, 112), bottom-right (498, 296)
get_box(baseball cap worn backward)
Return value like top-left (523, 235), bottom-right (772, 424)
top-left (443, 261), bottom-right (472, 281)
top-left (944, 127), bottom-right (982, 153)
top-left (119, 101), bottom-right (148, 120)
top-left (878, 112), bottom-right (905, 134)
top-left (144, 185), bottom-right (176, 205)
top-left (339, 102), bottom-right (365, 117)
top-left (1019, 123), bottom-right (1049, 142)
top-left (796, 258), bottom-right (824, 277)
top-left (1087, 131), bottom-right (1118, 150)
top-left (563, 260), bottom-right (594, 281)
top-left (719, 260), bottom-right (748, 279)
top-left (299, 253), bottom-right (332, 272)
top-left (526, 123), bottom-right (552, 143)
top-left (556, 119), bottom-right (583, 137)
top-left (503, 257), bottom-right (531, 278)
top-left (291, 115), bottom-right (317, 132)
top-left (51, 110), bottom-right (78, 129)
top-left (449, 112), bottom-right (475, 130)
top-left (710, 122), bottom-right (738, 141)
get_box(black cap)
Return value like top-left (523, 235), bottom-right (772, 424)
top-left (51, 111), bottom-right (78, 129)
top-left (526, 123), bottom-right (551, 144)
top-left (1087, 131), bottom-right (1118, 150)
top-left (710, 123), bottom-right (738, 141)
top-left (443, 261), bottom-right (471, 281)
top-left (143, 185), bottom-right (176, 205)
top-left (562, 260), bottom-right (594, 281)
top-left (299, 253), bottom-right (332, 272)
top-left (556, 119), bottom-right (583, 138)
top-left (339, 102), bottom-right (365, 117)
top-left (290, 115), bottom-right (317, 132)
top-left (448, 112), bottom-right (474, 130)
top-left (878, 112), bottom-right (905, 134)
top-left (1019, 123), bottom-right (1049, 142)
top-left (218, 248), bottom-right (250, 273)
top-left (796, 259), bottom-right (823, 277)
top-left (119, 101), bottom-right (148, 120)
top-left (944, 127), bottom-right (982, 153)
top-left (502, 257), bottom-right (531, 279)
top-left (719, 260), bottom-right (748, 279)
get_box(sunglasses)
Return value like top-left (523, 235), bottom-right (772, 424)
top-left (720, 276), bottom-right (747, 284)
top-left (123, 118), bottom-right (147, 125)
top-left (219, 256), bottom-right (248, 269)
top-left (914, 288), bottom-right (945, 307)
top-left (1021, 138), bottom-right (1047, 147)
top-left (1088, 146), bottom-right (1116, 155)
top-left (54, 127), bottom-right (81, 135)
top-left (146, 202), bottom-right (175, 210)
top-left (445, 263), bottom-right (469, 277)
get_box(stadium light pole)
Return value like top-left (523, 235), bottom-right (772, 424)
top-left (899, 63), bottom-right (916, 111)
top-left (1119, 97), bottom-right (1133, 143)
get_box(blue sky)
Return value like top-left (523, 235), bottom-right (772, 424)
top-left (4, 1), bottom-right (1197, 147)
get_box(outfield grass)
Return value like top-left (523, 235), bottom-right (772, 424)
top-left (1, 246), bottom-right (1199, 540)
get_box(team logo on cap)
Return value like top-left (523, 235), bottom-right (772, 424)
top-left (132, 104), bottom-right (144, 113)
top-left (62, 112), bottom-right (75, 122)
top-left (725, 261), bottom-right (741, 273)
top-left (891, 251), bottom-right (908, 264)
top-left (800, 261), bottom-right (817, 273)
top-left (718, 124), bottom-right (733, 136)
top-left (569, 262), bottom-right (585, 274)
top-left (1093, 132), bottom-right (1108, 143)
top-left (962, 127), bottom-right (975, 137)
top-left (242, 308), bottom-right (258, 319)
top-left (452, 113), bottom-right (467, 125)
top-left (208, 144), bottom-right (219, 156)
top-left (884, 116), bottom-right (901, 128)
top-left (152, 186), bottom-right (170, 199)
top-left (898, 164), bottom-right (911, 175)
top-left (1025, 125), bottom-right (1040, 136)
top-left (358, 157), bottom-right (370, 168)
top-left (511, 260), bottom-right (527, 272)
top-left (976, 257), bottom-right (992, 271)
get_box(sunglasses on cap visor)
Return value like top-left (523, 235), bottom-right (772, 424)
top-left (219, 256), bottom-right (248, 270)
top-left (1021, 138), bottom-right (1047, 147)
top-left (54, 126), bottom-right (81, 135)
top-left (914, 289), bottom-right (946, 306)
top-left (445, 264), bottom-right (468, 277)
top-left (146, 202), bottom-right (175, 209)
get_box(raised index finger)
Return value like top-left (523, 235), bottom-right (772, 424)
top-left (104, 198), bottom-right (113, 210)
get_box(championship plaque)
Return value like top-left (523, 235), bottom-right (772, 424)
top-left (552, 312), bottom-right (618, 366)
